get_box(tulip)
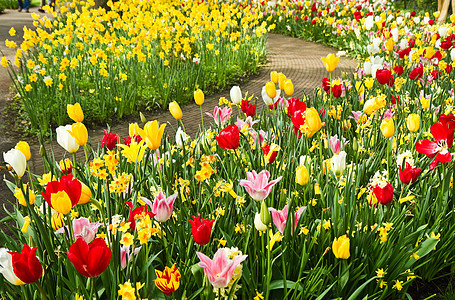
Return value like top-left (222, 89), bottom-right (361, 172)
top-left (41, 174), bottom-right (82, 215)
top-left (70, 122), bottom-right (88, 146)
top-left (8, 244), bottom-right (43, 284)
top-left (67, 238), bottom-right (111, 278)
top-left (303, 107), bottom-right (322, 138)
top-left (14, 185), bottom-right (35, 206)
top-left (3, 148), bottom-right (26, 177)
top-left (169, 101), bottom-right (182, 120)
top-left (270, 71), bottom-right (278, 83)
top-left (216, 125), bottom-right (240, 150)
top-left (261, 144), bottom-right (278, 164)
top-left (78, 182), bottom-right (92, 204)
top-left (67, 103), bottom-right (84, 122)
top-left (188, 214), bottom-right (215, 245)
top-left (129, 122), bottom-right (143, 137)
top-left (265, 81), bottom-right (277, 99)
top-left (206, 106), bottom-right (232, 126)
top-left (278, 73), bottom-right (287, 90)
top-left (406, 114), bottom-right (420, 132)
top-left (126, 201), bottom-right (155, 230)
top-left (332, 235), bottom-right (350, 259)
top-left (380, 118), bottom-right (395, 138)
top-left (197, 248), bottom-right (247, 288)
top-left (295, 165), bottom-right (309, 186)
top-left (144, 192), bottom-right (178, 222)
top-left (230, 86), bottom-right (242, 104)
top-left (141, 120), bottom-right (166, 150)
top-left (59, 158), bottom-right (73, 174)
top-left (240, 99), bottom-right (256, 117)
top-left (175, 127), bottom-right (190, 147)
top-left (118, 139), bottom-right (147, 163)
top-left (261, 86), bottom-right (281, 106)
top-left (51, 212), bottom-right (65, 230)
top-left (239, 170), bottom-right (282, 201)
top-left (56, 217), bottom-right (101, 244)
top-left (155, 265), bottom-right (181, 296)
top-left (56, 125), bottom-right (80, 153)
top-left (120, 245), bottom-right (141, 269)
top-left (376, 68), bottom-right (394, 86)
top-left (330, 151), bottom-right (347, 177)
top-left (102, 130), bottom-right (118, 150)
top-left (372, 182), bottom-right (394, 205)
top-left (321, 53), bottom-right (339, 73)
top-left (15, 141), bottom-right (31, 161)
top-left (194, 89), bottom-right (204, 105)
top-left (329, 135), bottom-right (342, 154)
top-left (0, 248), bottom-right (25, 285)
top-left (269, 205), bottom-right (306, 234)
top-left (254, 213), bottom-right (267, 232)
top-left (399, 162), bottom-right (422, 185)
top-left (284, 79), bottom-right (294, 96)
top-left (260, 200), bottom-right (271, 225)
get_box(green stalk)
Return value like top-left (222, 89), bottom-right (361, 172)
top-left (35, 281), bottom-right (48, 300)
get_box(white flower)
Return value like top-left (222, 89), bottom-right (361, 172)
top-left (439, 26), bottom-right (448, 37)
top-left (3, 148), bottom-right (26, 177)
top-left (193, 57), bottom-right (200, 64)
top-left (396, 16), bottom-right (403, 25)
top-left (261, 87), bottom-right (281, 106)
top-left (0, 248), bottom-right (24, 285)
top-left (254, 213), bottom-right (267, 232)
top-left (365, 16), bottom-right (374, 30)
top-left (230, 86), bottom-right (242, 104)
top-left (330, 151), bottom-right (347, 177)
top-left (451, 48), bottom-right (455, 61)
top-left (175, 127), bottom-right (190, 147)
top-left (56, 125), bottom-right (79, 153)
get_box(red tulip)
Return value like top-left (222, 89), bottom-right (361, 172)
top-left (240, 99), bottom-right (256, 117)
top-left (216, 125), bottom-right (240, 150)
top-left (322, 78), bottom-right (331, 92)
top-left (126, 202), bottom-right (155, 230)
top-left (398, 47), bottom-right (411, 59)
top-left (287, 98), bottom-right (306, 118)
top-left (440, 39), bottom-right (452, 50)
top-left (410, 65), bottom-right (423, 80)
top-left (291, 109), bottom-right (305, 138)
top-left (331, 84), bottom-right (343, 98)
top-left (399, 162), bottom-right (422, 185)
top-left (8, 244), bottom-right (42, 284)
top-left (41, 174), bottom-right (82, 214)
top-left (261, 144), bottom-right (278, 164)
top-left (372, 182), bottom-right (394, 205)
top-left (102, 130), bottom-right (118, 150)
top-left (376, 69), bottom-right (394, 86)
top-left (67, 238), bottom-right (111, 278)
top-left (123, 135), bottom-right (142, 146)
top-left (188, 214), bottom-right (215, 245)
top-left (416, 120), bottom-right (454, 169)
top-left (394, 65), bottom-right (404, 76)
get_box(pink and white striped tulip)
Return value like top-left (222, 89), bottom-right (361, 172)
top-left (239, 170), bottom-right (282, 201)
top-left (268, 205), bottom-right (306, 234)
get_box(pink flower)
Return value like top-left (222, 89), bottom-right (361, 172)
top-left (197, 248), bottom-right (247, 288)
top-left (235, 117), bottom-right (259, 131)
top-left (268, 205), bottom-right (306, 234)
top-left (329, 135), bottom-right (342, 154)
top-left (141, 192), bottom-right (178, 222)
top-left (120, 245), bottom-right (141, 269)
top-left (55, 217), bottom-right (101, 243)
top-left (239, 170), bottom-right (282, 201)
top-left (206, 106), bottom-right (232, 126)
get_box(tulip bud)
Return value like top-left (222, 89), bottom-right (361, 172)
top-left (278, 73), bottom-right (287, 90)
top-left (284, 79), bottom-right (294, 96)
top-left (39, 145), bottom-right (46, 157)
top-left (406, 114), bottom-right (420, 132)
top-left (296, 165), bottom-right (309, 186)
top-left (15, 141), bottom-right (31, 161)
top-left (352, 137), bottom-right (358, 151)
top-left (194, 89), bottom-right (205, 105)
top-left (380, 118), bottom-right (395, 138)
top-left (270, 71), bottom-right (278, 83)
top-left (265, 81), bottom-right (277, 99)
top-left (169, 101), bottom-right (183, 120)
top-left (332, 235), bottom-right (350, 259)
top-left (78, 182), bottom-right (92, 204)
top-left (56, 125), bottom-right (79, 153)
top-left (230, 86), bottom-right (242, 104)
top-left (260, 200), bottom-right (271, 225)
top-left (330, 151), bottom-right (347, 177)
top-left (3, 148), bottom-right (26, 177)
top-left (21, 216), bottom-right (31, 233)
top-left (254, 213), bottom-right (267, 232)
top-left (67, 103), bottom-right (84, 123)
top-left (14, 185), bottom-right (35, 206)
top-left (59, 158), bottom-right (73, 174)
top-left (140, 112), bottom-right (147, 124)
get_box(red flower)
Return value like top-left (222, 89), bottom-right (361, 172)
top-left (394, 64), bottom-right (404, 76)
top-left (8, 244), bottom-right (42, 284)
top-left (399, 162), bottom-right (422, 185)
top-left (102, 130), bottom-right (118, 150)
top-left (391, 95), bottom-right (400, 105)
top-left (261, 144), bottom-right (278, 164)
top-left (126, 202), bottom-right (155, 230)
top-left (410, 65), bottom-right (423, 80)
top-left (216, 125), bottom-right (240, 150)
top-left (188, 214), bottom-right (215, 245)
top-left (322, 78), bottom-right (331, 92)
top-left (41, 174), bottom-right (82, 212)
top-left (398, 47), bottom-right (411, 59)
top-left (123, 135), bottom-right (142, 146)
top-left (291, 109), bottom-right (305, 138)
top-left (376, 69), bottom-right (394, 86)
top-left (287, 98), bottom-right (306, 118)
top-left (440, 39), bottom-right (453, 50)
top-left (240, 99), bottom-right (256, 117)
top-left (372, 182), bottom-right (394, 205)
top-left (67, 238), bottom-right (111, 278)
top-left (331, 84), bottom-right (343, 98)
top-left (416, 121), bottom-right (454, 169)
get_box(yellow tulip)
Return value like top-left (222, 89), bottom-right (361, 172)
top-left (129, 122), bottom-right (143, 137)
top-left (295, 165), bottom-right (309, 186)
top-left (332, 235), bottom-right (350, 259)
top-left (67, 103), bottom-right (84, 122)
top-left (51, 212), bottom-right (65, 230)
top-left (59, 158), bottom-right (72, 174)
top-left (78, 182), bottom-right (92, 204)
top-left (21, 216), bottom-right (31, 233)
top-left (69, 122), bottom-right (88, 146)
top-left (420, 97), bottom-right (430, 109)
top-left (406, 114), bottom-right (420, 132)
top-left (142, 120), bottom-right (166, 150)
top-left (265, 81), bottom-right (277, 99)
top-left (425, 46), bottom-right (435, 59)
top-left (284, 79), bottom-right (294, 96)
top-left (169, 101), bottom-right (183, 120)
top-left (51, 190), bottom-right (73, 215)
top-left (15, 141), bottom-right (31, 161)
top-left (321, 53), bottom-right (339, 73)
top-left (384, 38), bottom-right (395, 52)
top-left (380, 118), bottom-right (395, 138)
top-left (14, 185), bottom-right (35, 206)
top-left (270, 71), bottom-right (278, 83)
top-left (278, 73), bottom-right (287, 90)
top-left (194, 89), bottom-right (204, 105)
top-left (304, 108), bottom-right (322, 138)
top-left (363, 99), bottom-right (377, 115)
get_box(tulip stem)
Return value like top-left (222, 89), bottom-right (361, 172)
top-left (199, 106), bottom-right (205, 134)
top-left (35, 281), bottom-right (48, 300)
top-left (265, 228), bottom-right (272, 300)
top-left (83, 144), bottom-right (88, 163)
top-left (26, 162), bottom-right (35, 193)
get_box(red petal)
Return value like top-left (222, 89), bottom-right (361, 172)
top-left (430, 122), bottom-right (449, 142)
top-left (416, 139), bottom-right (438, 157)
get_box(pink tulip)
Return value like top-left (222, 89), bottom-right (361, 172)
top-left (235, 117), bottom-right (259, 131)
top-left (206, 106), bottom-right (232, 126)
top-left (329, 135), bottom-right (342, 155)
top-left (55, 217), bottom-right (101, 243)
top-left (239, 170), bottom-right (282, 201)
top-left (120, 245), bottom-right (141, 269)
top-left (197, 248), bottom-right (247, 288)
top-left (268, 205), bottom-right (306, 234)
top-left (141, 192), bottom-right (178, 222)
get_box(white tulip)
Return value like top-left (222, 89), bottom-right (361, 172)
top-left (0, 248), bottom-right (24, 285)
top-left (175, 127), bottom-right (190, 147)
top-left (331, 151), bottom-right (347, 177)
top-left (261, 87), bottom-right (281, 106)
top-left (3, 148), bottom-right (26, 177)
top-left (56, 125), bottom-right (79, 153)
top-left (230, 86), bottom-right (242, 104)
top-left (439, 26), bottom-right (448, 37)
top-left (451, 48), bottom-right (455, 61)
top-left (254, 213), bottom-right (267, 232)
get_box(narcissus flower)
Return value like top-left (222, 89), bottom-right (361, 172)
top-left (41, 175), bottom-right (82, 215)
top-left (188, 214), bottom-right (215, 245)
top-left (321, 53), bottom-right (339, 73)
top-left (332, 235), bottom-right (350, 259)
top-left (67, 103), bottom-right (84, 122)
top-left (8, 244), bottom-right (43, 284)
top-left (126, 202), bottom-right (155, 230)
top-left (67, 238), bottom-right (111, 278)
top-left (154, 265), bottom-right (181, 296)
top-left (141, 120), bottom-right (166, 150)
top-left (268, 205), bottom-right (306, 234)
top-left (239, 170), bottom-right (282, 201)
top-left (216, 125), bottom-right (240, 150)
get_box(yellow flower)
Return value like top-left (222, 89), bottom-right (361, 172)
top-left (14, 185), bottom-right (35, 206)
top-left (1, 57), bottom-right (8, 67)
top-left (265, 81), bottom-right (276, 99)
top-left (67, 103), bottom-right (84, 122)
top-left (118, 280), bottom-right (136, 300)
top-left (129, 123), bottom-right (143, 136)
top-left (21, 216), bottom-right (31, 233)
top-left (120, 232), bottom-right (134, 247)
top-left (270, 71), bottom-right (278, 83)
top-left (321, 53), bottom-right (339, 73)
top-left (78, 182), bottom-right (92, 204)
top-left (301, 107), bottom-right (322, 138)
top-left (141, 120), bottom-right (166, 150)
top-left (380, 118), bottom-right (395, 138)
top-left (118, 139), bottom-right (147, 163)
top-left (15, 141), bottom-right (31, 161)
top-left (194, 89), bottom-right (204, 105)
top-left (278, 73), bottom-right (287, 90)
top-left (392, 280), bottom-right (403, 291)
top-left (284, 79), bottom-right (294, 96)
top-left (295, 165), bottom-right (309, 186)
top-left (155, 265), bottom-right (181, 296)
top-left (69, 122), bottom-right (88, 146)
top-left (376, 268), bottom-right (386, 277)
top-left (332, 234), bottom-right (350, 259)
top-left (8, 27), bottom-right (16, 36)
top-left (406, 114), bottom-right (420, 132)
top-left (384, 38), bottom-right (395, 52)
top-left (51, 190), bottom-right (73, 215)
top-left (169, 101), bottom-right (182, 120)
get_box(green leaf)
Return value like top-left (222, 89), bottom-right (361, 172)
top-left (269, 280), bottom-right (303, 292)
top-left (347, 277), bottom-right (379, 300)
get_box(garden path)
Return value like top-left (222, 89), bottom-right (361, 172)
top-left (0, 9), bottom-right (357, 218)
